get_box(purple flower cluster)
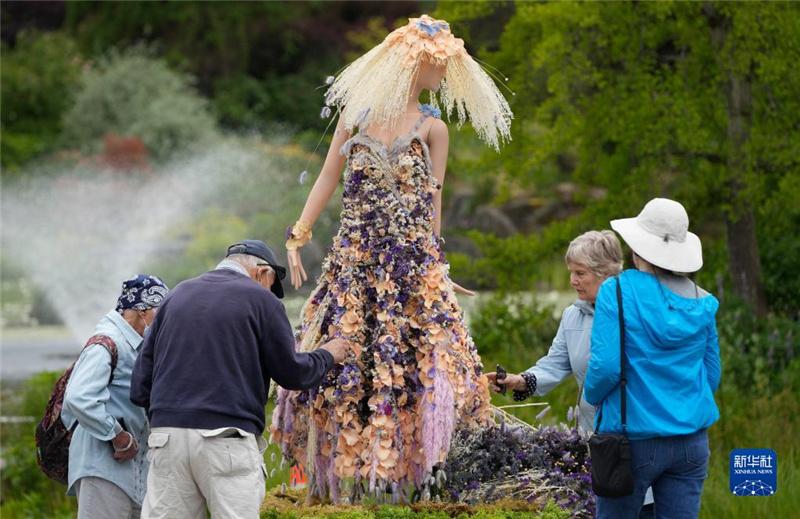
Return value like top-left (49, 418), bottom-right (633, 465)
top-left (442, 424), bottom-right (595, 517)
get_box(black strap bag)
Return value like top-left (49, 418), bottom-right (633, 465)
top-left (588, 276), bottom-right (634, 497)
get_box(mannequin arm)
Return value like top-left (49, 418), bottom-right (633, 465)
top-left (288, 118), bottom-right (351, 289)
top-left (427, 118), bottom-right (475, 296)
top-left (428, 118), bottom-right (448, 238)
top-left (297, 118), bottom-right (350, 227)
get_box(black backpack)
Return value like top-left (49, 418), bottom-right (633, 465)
top-left (35, 335), bottom-right (118, 484)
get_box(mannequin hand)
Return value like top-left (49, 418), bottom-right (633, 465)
top-left (288, 249), bottom-right (307, 290)
top-left (451, 282), bottom-right (477, 297)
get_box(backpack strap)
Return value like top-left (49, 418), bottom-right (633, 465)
top-left (82, 334), bottom-right (118, 385)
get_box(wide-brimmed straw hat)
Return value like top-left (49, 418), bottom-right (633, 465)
top-left (610, 198), bottom-right (703, 273)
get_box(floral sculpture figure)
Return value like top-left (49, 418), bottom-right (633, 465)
top-left (271, 15), bottom-right (513, 503)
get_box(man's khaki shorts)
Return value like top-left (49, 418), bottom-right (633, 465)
top-left (141, 427), bottom-right (267, 519)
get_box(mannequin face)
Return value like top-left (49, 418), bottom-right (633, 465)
top-left (417, 58), bottom-right (447, 91)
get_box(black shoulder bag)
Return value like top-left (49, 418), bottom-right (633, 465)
top-left (587, 276), bottom-right (634, 497)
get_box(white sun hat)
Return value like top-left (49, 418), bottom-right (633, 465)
top-left (610, 198), bottom-right (703, 273)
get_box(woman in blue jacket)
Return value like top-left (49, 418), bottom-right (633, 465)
top-left (585, 198), bottom-right (721, 519)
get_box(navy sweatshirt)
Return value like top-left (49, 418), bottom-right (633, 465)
top-left (130, 268), bottom-right (334, 435)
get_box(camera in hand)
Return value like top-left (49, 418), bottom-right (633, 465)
top-left (496, 364), bottom-right (508, 395)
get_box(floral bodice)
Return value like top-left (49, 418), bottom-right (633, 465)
top-left (330, 123), bottom-right (442, 273)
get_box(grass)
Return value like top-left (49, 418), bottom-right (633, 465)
top-left (698, 384), bottom-right (799, 518)
top-left (260, 488), bottom-right (570, 518)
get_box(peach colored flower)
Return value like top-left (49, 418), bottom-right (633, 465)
top-left (341, 309), bottom-right (361, 334)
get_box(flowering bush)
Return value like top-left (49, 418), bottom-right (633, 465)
top-left (442, 423), bottom-right (594, 517)
top-left (62, 47), bottom-right (218, 161)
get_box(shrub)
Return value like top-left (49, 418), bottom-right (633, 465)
top-left (471, 294), bottom-right (559, 372)
top-left (61, 47), bottom-right (218, 161)
top-left (716, 302), bottom-right (799, 397)
top-left (0, 373), bottom-right (76, 517)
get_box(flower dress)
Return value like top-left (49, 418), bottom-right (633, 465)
top-left (270, 110), bottom-right (492, 502)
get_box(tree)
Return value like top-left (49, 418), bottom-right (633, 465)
top-left (0, 31), bottom-right (82, 171)
top-left (60, 1), bottom-right (421, 130)
top-left (438, 1), bottom-right (800, 314)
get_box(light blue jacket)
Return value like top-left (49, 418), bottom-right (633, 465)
top-left (584, 270), bottom-right (721, 440)
top-left (524, 300), bottom-right (595, 434)
top-left (62, 311), bottom-right (149, 504)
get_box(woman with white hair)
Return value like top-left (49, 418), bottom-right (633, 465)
top-left (585, 198), bottom-right (721, 518)
top-left (486, 230), bottom-right (623, 434)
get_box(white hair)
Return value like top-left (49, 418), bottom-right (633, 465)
top-left (226, 253), bottom-right (261, 269)
top-left (225, 254), bottom-right (262, 268)
top-left (565, 230), bottom-right (624, 278)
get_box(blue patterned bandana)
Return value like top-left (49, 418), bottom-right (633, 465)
top-left (116, 275), bottom-right (169, 313)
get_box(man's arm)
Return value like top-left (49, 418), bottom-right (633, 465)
top-left (63, 346), bottom-right (122, 441)
top-left (262, 300), bottom-right (335, 390)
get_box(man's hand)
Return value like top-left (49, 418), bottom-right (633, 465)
top-left (112, 430), bottom-right (139, 462)
top-left (320, 338), bottom-right (350, 364)
top-left (486, 372), bottom-right (528, 393)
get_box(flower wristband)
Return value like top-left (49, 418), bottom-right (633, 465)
top-left (285, 220), bottom-right (313, 251)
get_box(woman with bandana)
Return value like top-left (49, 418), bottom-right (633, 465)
top-left (62, 274), bottom-right (168, 519)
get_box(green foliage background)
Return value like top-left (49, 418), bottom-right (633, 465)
top-left (436, 1), bottom-right (800, 305)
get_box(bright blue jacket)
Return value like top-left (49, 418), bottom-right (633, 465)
top-left (584, 270), bottom-right (721, 440)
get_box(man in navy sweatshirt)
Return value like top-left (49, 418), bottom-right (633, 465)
top-left (131, 240), bottom-right (348, 518)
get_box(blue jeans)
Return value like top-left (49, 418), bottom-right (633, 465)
top-left (596, 429), bottom-right (709, 519)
